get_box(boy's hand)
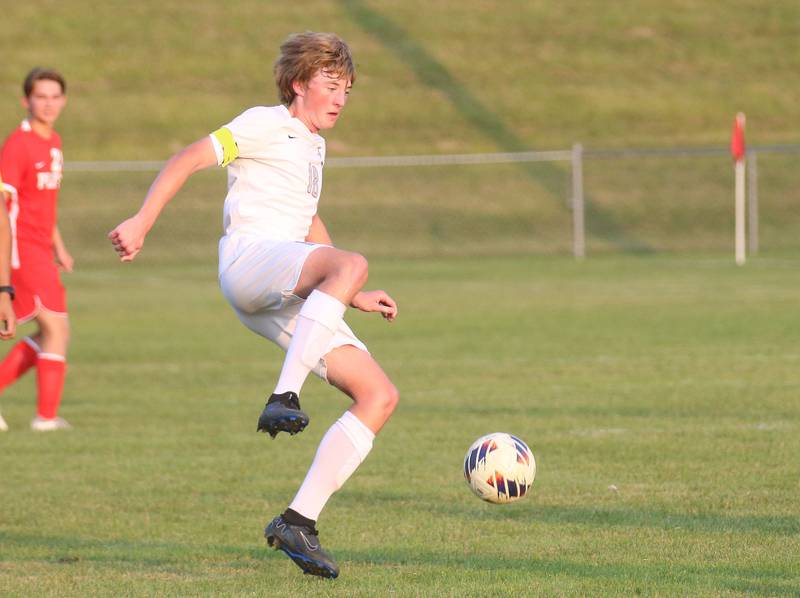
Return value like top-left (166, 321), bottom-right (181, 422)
top-left (0, 294), bottom-right (16, 340)
top-left (55, 247), bottom-right (74, 273)
top-left (351, 290), bottom-right (398, 322)
top-left (109, 216), bottom-right (148, 262)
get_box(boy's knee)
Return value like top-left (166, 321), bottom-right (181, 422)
top-left (379, 382), bottom-right (399, 417)
top-left (338, 252), bottom-right (368, 286)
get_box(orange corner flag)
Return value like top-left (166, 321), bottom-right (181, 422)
top-left (731, 112), bottom-right (746, 161)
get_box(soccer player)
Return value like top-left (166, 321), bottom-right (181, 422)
top-left (109, 32), bottom-right (399, 578)
top-left (0, 67), bottom-right (72, 432)
top-left (0, 173), bottom-right (18, 431)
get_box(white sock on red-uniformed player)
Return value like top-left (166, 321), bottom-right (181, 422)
top-left (288, 410), bottom-right (375, 521)
top-left (274, 290), bottom-right (346, 395)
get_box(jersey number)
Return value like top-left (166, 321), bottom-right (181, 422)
top-left (307, 164), bottom-right (320, 198)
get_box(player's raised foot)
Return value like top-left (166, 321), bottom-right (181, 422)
top-left (257, 391), bottom-right (309, 438)
top-left (0, 411), bottom-right (8, 432)
top-left (264, 515), bottom-right (339, 579)
top-left (30, 416), bottom-right (72, 432)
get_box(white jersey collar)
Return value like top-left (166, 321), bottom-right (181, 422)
top-left (278, 105), bottom-right (324, 143)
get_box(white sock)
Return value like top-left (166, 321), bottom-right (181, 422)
top-left (274, 290), bottom-right (346, 395)
top-left (289, 411), bottom-right (375, 521)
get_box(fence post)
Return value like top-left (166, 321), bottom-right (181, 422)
top-left (748, 150), bottom-right (758, 255)
top-left (571, 143), bottom-right (585, 259)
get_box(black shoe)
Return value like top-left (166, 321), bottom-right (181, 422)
top-left (256, 391), bottom-right (309, 438)
top-left (264, 515), bottom-right (339, 579)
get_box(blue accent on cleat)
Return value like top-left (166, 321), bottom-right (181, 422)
top-left (264, 515), bottom-right (339, 579)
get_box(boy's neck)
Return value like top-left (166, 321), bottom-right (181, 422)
top-left (28, 117), bottom-right (55, 139)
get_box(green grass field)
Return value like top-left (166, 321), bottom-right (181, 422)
top-left (1, 1), bottom-right (799, 595)
top-left (1, 253), bottom-right (798, 596)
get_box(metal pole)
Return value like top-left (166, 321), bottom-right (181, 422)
top-left (748, 150), bottom-right (758, 255)
top-left (735, 158), bottom-right (746, 265)
top-left (571, 143), bottom-right (585, 259)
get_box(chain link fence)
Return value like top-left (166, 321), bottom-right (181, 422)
top-left (60, 144), bottom-right (800, 266)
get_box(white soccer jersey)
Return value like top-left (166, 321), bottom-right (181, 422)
top-left (210, 105), bottom-right (326, 242)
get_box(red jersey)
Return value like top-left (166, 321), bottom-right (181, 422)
top-left (0, 119), bottom-right (63, 266)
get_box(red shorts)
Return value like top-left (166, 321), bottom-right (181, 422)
top-left (11, 242), bottom-right (67, 323)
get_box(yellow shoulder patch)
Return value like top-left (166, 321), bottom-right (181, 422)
top-left (211, 127), bottom-right (239, 166)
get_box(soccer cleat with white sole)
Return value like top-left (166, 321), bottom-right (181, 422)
top-left (30, 416), bottom-right (71, 431)
top-left (0, 411), bottom-right (8, 432)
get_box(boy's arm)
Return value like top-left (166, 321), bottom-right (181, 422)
top-left (52, 225), bottom-right (73, 272)
top-left (305, 214), bottom-right (333, 245)
top-left (0, 199), bottom-right (16, 339)
top-left (109, 137), bottom-right (217, 261)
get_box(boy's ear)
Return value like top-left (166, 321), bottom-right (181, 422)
top-left (291, 80), bottom-right (306, 98)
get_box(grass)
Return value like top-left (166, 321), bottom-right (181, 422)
top-left (1, 253), bottom-right (799, 596)
top-left (2, 1), bottom-right (800, 157)
top-left (1, 2), bottom-right (799, 594)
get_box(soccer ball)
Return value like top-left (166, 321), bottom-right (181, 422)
top-left (463, 433), bottom-right (536, 504)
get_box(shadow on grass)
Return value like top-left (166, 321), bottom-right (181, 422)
top-left (336, 547), bottom-right (797, 596)
top-left (428, 501), bottom-right (800, 536)
top-left (339, 0), bottom-right (654, 254)
top-left (1, 531), bottom-right (795, 595)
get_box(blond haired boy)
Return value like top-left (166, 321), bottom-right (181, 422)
top-left (110, 32), bottom-right (399, 579)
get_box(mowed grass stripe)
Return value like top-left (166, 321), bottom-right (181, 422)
top-left (1, 254), bottom-right (798, 595)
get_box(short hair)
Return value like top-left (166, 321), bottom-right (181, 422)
top-left (274, 32), bottom-right (355, 105)
top-left (23, 67), bottom-right (66, 97)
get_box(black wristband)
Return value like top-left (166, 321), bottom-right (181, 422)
top-left (0, 286), bottom-right (15, 301)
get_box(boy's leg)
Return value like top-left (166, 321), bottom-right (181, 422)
top-left (0, 336), bottom-right (40, 393)
top-left (31, 310), bottom-right (70, 430)
top-left (273, 246), bottom-right (368, 394)
top-left (0, 336), bottom-right (41, 430)
top-left (258, 247), bottom-right (368, 437)
top-left (0, 269), bottom-right (42, 404)
top-left (265, 345), bottom-right (399, 578)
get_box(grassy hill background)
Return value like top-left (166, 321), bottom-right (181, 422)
top-left (2, 4), bottom-right (799, 595)
top-left (1, 0), bottom-right (798, 258)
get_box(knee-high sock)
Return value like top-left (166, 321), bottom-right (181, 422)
top-left (0, 338), bottom-right (40, 393)
top-left (36, 353), bottom-right (66, 419)
top-left (289, 411), bottom-right (375, 521)
top-left (274, 290), bottom-right (346, 395)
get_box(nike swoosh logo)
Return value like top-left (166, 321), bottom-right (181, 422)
top-left (35, 161), bottom-right (47, 169)
top-left (299, 531), bottom-right (318, 551)
top-left (288, 135), bottom-right (297, 139)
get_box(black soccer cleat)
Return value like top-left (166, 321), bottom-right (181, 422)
top-left (264, 515), bottom-right (339, 579)
top-left (256, 391), bottom-right (309, 438)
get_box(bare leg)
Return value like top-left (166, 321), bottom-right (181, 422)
top-left (291, 246), bottom-right (368, 304)
top-left (324, 345), bottom-right (399, 434)
top-left (33, 310), bottom-right (70, 357)
top-left (267, 247), bottom-right (369, 402)
top-left (284, 345), bottom-right (398, 522)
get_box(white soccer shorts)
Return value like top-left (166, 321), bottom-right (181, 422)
top-left (218, 235), bottom-right (368, 381)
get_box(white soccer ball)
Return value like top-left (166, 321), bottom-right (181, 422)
top-left (463, 433), bottom-right (536, 504)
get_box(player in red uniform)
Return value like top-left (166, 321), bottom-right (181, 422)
top-left (0, 172), bottom-right (18, 431)
top-left (0, 67), bottom-right (73, 431)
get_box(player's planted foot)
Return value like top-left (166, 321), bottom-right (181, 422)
top-left (257, 391), bottom-right (309, 438)
top-left (30, 416), bottom-right (71, 432)
top-left (264, 514), bottom-right (339, 579)
top-left (0, 411), bottom-right (8, 432)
